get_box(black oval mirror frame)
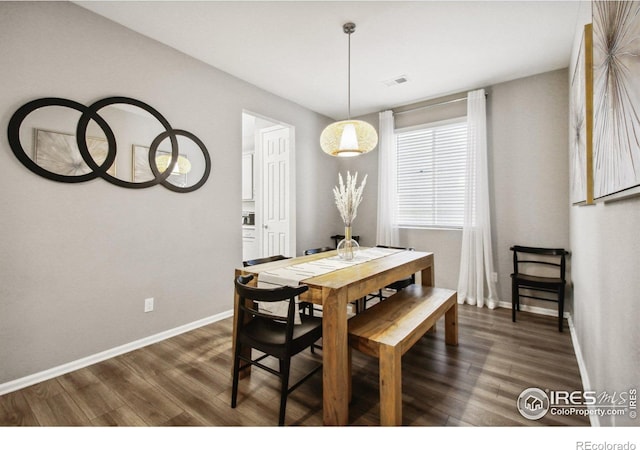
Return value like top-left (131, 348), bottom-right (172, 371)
top-left (7, 96), bottom-right (211, 193)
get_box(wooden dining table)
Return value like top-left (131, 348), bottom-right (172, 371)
top-left (233, 248), bottom-right (435, 425)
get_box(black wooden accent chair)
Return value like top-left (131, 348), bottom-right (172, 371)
top-left (243, 254), bottom-right (290, 267)
top-left (231, 275), bottom-right (323, 426)
top-left (510, 246), bottom-right (569, 332)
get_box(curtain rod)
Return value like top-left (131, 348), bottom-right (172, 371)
top-left (393, 92), bottom-right (488, 116)
top-left (393, 97), bottom-right (465, 115)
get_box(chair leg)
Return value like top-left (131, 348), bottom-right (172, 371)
top-left (511, 281), bottom-right (518, 322)
top-left (558, 287), bottom-right (565, 332)
top-left (278, 358), bottom-right (291, 426)
top-left (231, 346), bottom-right (241, 408)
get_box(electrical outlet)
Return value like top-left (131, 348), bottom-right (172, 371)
top-left (491, 272), bottom-right (498, 283)
top-left (144, 297), bottom-right (154, 313)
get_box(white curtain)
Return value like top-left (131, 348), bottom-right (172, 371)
top-left (376, 110), bottom-right (399, 246)
top-left (457, 89), bottom-right (499, 309)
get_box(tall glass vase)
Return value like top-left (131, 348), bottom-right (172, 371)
top-left (337, 225), bottom-right (359, 261)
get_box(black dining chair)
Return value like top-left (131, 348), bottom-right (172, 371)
top-left (302, 245), bottom-right (363, 317)
top-left (363, 245), bottom-right (415, 309)
top-left (304, 246), bottom-right (335, 255)
top-left (231, 275), bottom-right (323, 426)
top-left (301, 246), bottom-right (336, 332)
top-left (243, 253), bottom-right (315, 337)
top-left (243, 254), bottom-right (290, 267)
top-left (330, 234), bottom-right (360, 248)
top-left (510, 245), bottom-right (569, 332)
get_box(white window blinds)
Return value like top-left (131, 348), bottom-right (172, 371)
top-left (396, 118), bottom-right (467, 228)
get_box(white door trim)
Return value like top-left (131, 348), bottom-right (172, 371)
top-left (243, 110), bottom-right (296, 258)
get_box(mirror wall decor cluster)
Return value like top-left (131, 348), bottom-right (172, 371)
top-left (7, 96), bottom-right (211, 193)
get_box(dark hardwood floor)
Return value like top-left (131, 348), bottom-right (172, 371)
top-left (0, 304), bottom-right (589, 426)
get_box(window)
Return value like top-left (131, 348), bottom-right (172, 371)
top-left (396, 118), bottom-right (467, 228)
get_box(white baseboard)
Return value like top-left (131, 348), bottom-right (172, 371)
top-left (497, 300), bottom-right (570, 319)
top-left (567, 315), bottom-right (599, 427)
top-left (0, 309), bottom-right (234, 396)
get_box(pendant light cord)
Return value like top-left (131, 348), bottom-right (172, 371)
top-left (343, 22), bottom-right (355, 120)
top-left (347, 28), bottom-right (351, 120)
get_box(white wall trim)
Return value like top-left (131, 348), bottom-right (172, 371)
top-left (497, 301), bottom-right (570, 319)
top-left (568, 315), bottom-right (599, 427)
top-left (0, 309), bottom-right (234, 396)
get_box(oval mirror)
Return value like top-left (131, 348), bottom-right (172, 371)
top-left (148, 130), bottom-right (211, 193)
top-left (8, 98), bottom-right (114, 183)
top-left (77, 97), bottom-right (178, 189)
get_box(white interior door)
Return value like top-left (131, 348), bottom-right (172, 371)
top-left (261, 126), bottom-right (291, 257)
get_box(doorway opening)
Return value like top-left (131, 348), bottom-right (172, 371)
top-left (241, 111), bottom-right (296, 262)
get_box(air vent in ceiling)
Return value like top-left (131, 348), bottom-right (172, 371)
top-left (382, 74), bottom-right (409, 87)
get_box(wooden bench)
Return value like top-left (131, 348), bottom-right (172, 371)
top-left (348, 285), bottom-right (458, 426)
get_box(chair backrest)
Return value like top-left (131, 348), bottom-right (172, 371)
top-left (376, 245), bottom-right (415, 251)
top-left (235, 275), bottom-right (309, 332)
top-left (243, 254), bottom-right (290, 267)
top-left (304, 246), bottom-right (334, 255)
top-left (330, 234), bottom-right (360, 248)
top-left (376, 245), bottom-right (416, 283)
top-left (510, 246), bottom-right (568, 280)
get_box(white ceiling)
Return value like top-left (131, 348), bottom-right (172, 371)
top-left (76, 1), bottom-right (588, 120)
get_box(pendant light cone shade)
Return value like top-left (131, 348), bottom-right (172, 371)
top-left (320, 22), bottom-right (378, 157)
top-left (320, 119), bottom-right (378, 157)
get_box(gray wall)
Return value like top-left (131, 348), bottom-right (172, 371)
top-left (0, 1), bottom-right (336, 384)
top-left (569, 9), bottom-right (640, 427)
top-left (490, 69), bottom-right (571, 308)
top-left (570, 199), bottom-right (640, 426)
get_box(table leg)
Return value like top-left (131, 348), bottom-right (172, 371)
top-left (321, 287), bottom-right (349, 425)
top-left (421, 260), bottom-right (437, 332)
top-left (421, 260), bottom-right (434, 287)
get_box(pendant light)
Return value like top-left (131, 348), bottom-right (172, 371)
top-left (320, 22), bottom-right (378, 157)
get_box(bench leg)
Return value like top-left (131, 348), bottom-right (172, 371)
top-left (445, 301), bottom-right (458, 346)
top-left (379, 344), bottom-right (402, 426)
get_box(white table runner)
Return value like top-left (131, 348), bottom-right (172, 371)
top-left (257, 247), bottom-right (402, 288)
top-left (256, 247), bottom-right (403, 322)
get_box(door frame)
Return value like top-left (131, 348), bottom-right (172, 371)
top-left (242, 110), bottom-right (296, 258)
